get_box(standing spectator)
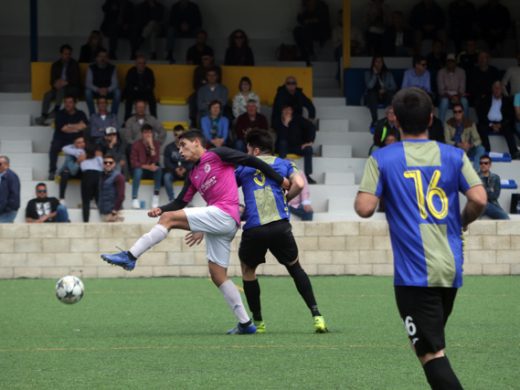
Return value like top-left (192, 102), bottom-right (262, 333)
top-left (201, 101), bottom-right (230, 149)
top-left (437, 53), bottom-right (468, 124)
top-left (79, 143), bottom-right (103, 223)
top-left (289, 171), bottom-right (313, 221)
top-left (409, 0), bottom-right (446, 50)
top-left (186, 30), bottom-right (214, 65)
top-left (79, 30), bottom-right (105, 63)
top-left (235, 100), bottom-right (269, 152)
top-left (364, 0), bottom-right (391, 55)
top-left (163, 125), bottom-right (192, 201)
top-left (383, 11), bottom-right (414, 57)
top-left (98, 153), bottom-right (126, 222)
top-left (59, 136), bottom-right (86, 203)
top-left (196, 68), bottom-right (228, 119)
top-left (477, 81), bottom-right (519, 158)
top-left (271, 76), bottom-right (316, 128)
top-left (232, 77), bottom-right (260, 119)
top-left (25, 183), bottom-right (69, 223)
top-left (0, 156), bottom-right (20, 223)
top-left (36, 44), bottom-right (81, 126)
top-left (448, 0), bottom-right (477, 53)
top-left (364, 56), bottom-right (397, 124)
top-left (88, 96), bottom-right (118, 143)
top-left (122, 100), bottom-right (166, 147)
top-left (293, 0), bottom-right (331, 65)
top-left (85, 48), bottom-right (121, 116)
top-left (401, 56), bottom-right (432, 95)
top-left (100, 0), bottom-right (137, 60)
top-left (135, 0), bottom-right (164, 60)
top-left (274, 105), bottom-right (316, 184)
top-left (478, 155), bottom-right (509, 219)
top-left (426, 40), bottom-right (446, 98)
top-left (225, 29), bottom-right (255, 66)
top-left (477, 0), bottom-right (511, 54)
top-left (48, 96), bottom-right (88, 181)
top-left (123, 55), bottom-right (156, 120)
top-left (457, 39), bottom-right (479, 74)
top-left (369, 106), bottom-right (401, 154)
top-left (166, 0), bottom-right (202, 62)
top-left (130, 124), bottom-right (162, 209)
top-left (445, 102), bottom-right (485, 171)
top-left (467, 51), bottom-right (500, 108)
top-left (502, 53), bottom-right (520, 96)
top-left (98, 127), bottom-right (127, 176)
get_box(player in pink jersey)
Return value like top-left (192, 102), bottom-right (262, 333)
top-left (101, 130), bottom-right (289, 334)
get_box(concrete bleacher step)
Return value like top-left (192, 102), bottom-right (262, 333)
top-left (0, 139), bottom-right (32, 153)
top-left (0, 114), bottom-right (31, 126)
top-left (313, 97), bottom-right (345, 107)
top-left (321, 144), bottom-right (352, 158)
top-left (324, 172), bottom-right (355, 186)
top-left (314, 132), bottom-right (372, 158)
top-left (319, 119), bottom-right (349, 132)
top-left (0, 93), bottom-right (31, 101)
top-left (327, 196), bottom-right (357, 213)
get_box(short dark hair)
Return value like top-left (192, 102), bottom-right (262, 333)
top-left (413, 55), bottom-right (427, 66)
top-left (64, 95), bottom-right (77, 102)
top-left (392, 88), bottom-right (433, 135)
top-left (452, 102), bottom-right (464, 111)
top-left (208, 100), bottom-right (222, 110)
top-left (141, 123), bottom-right (153, 132)
top-left (60, 44), bottom-right (72, 53)
top-left (173, 124), bottom-right (185, 132)
top-left (178, 130), bottom-right (205, 144)
top-left (245, 129), bottom-right (274, 154)
top-left (35, 182), bottom-right (46, 189)
top-left (103, 153), bottom-right (116, 161)
top-left (96, 48), bottom-right (108, 57)
top-left (480, 154), bottom-right (491, 162)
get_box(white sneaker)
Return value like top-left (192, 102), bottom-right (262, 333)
top-left (151, 195), bottom-right (159, 208)
top-left (132, 199), bottom-right (141, 209)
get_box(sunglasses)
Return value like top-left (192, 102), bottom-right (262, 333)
top-left (37, 189), bottom-right (47, 193)
top-left (480, 161), bottom-right (490, 165)
top-left (453, 110), bottom-right (463, 113)
top-left (103, 161), bottom-right (115, 165)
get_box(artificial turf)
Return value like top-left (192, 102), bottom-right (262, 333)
top-left (0, 276), bottom-right (518, 389)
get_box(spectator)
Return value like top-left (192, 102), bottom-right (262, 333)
top-left (271, 76), bottom-right (316, 128)
top-left (274, 105), bottom-right (316, 184)
top-left (457, 39), bottom-right (479, 74)
top-left (122, 100), bottom-right (166, 147)
top-left (235, 100), bottom-right (269, 152)
top-left (36, 44), bottom-right (81, 126)
top-left (467, 51), bottom-right (500, 108)
top-left (98, 153), bottom-right (126, 222)
top-left (225, 29), bottom-right (255, 66)
top-left (232, 77), bottom-right (260, 119)
top-left (428, 115), bottom-right (446, 143)
top-left (186, 30), bottom-right (214, 65)
top-left (293, 0), bottom-right (331, 65)
top-left (448, 0), bottom-right (477, 53)
top-left (48, 96), bottom-right (88, 181)
top-left (196, 68), bottom-right (228, 119)
top-left (477, 81), bottom-right (519, 158)
top-left (502, 53), bottom-right (520, 96)
top-left (401, 56), bottom-right (432, 95)
top-left (425, 40), bottom-right (446, 98)
top-left (123, 54), bottom-right (156, 120)
top-left (478, 155), bottom-right (509, 219)
top-left (25, 182), bottom-right (69, 223)
top-left (88, 96), bottom-right (118, 143)
top-left (100, 0), bottom-right (137, 60)
top-left (59, 136), bottom-right (86, 203)
top-left (130, 124), bottom-right (162, 209)
top-left (79, 143), bottom-right (103, 223)
top-left (445, 102), bottom-right (485, 171)
top-left (364, 0), bottom-right (391, 55)
top-left (85, 48), bottom-right (121, 116)
top-left (364, 56), bottom-right (397, 124)
top-left (409, 0), bottom-right (446, 50)
top-left (163, 125), bottom-right (192, 201)
top-left (369, 106), bottom-right (401, 155)
top-left (383, 11), bottom-right (414, 57)
top-left (189, 52), bottom-right (221, 126)
top-left (201, 101), bottom-right (230, 149)
top-left (514, 92), bottom-right (520, 136)
top-left (0, 156), bottom-right (20, 223)
top-left (477, 0), bottom-right (511, 54)
top-left (98, 127), bottom-right (127, 176)
top-left (289, 171), bottom-right (313, 221)
top-left (135, 0), bottom-right (164, 60)
top-left (437, 53), bottom-right (468, 124)
top-left (79, 30), bottom-right (105, 63)
top-left (166, 0), bottom-right (202, 62)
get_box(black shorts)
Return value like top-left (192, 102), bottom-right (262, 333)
top-left (238, 219), bottom-right (298, 268)
top-left (394, 286), bottom-right (458, 357)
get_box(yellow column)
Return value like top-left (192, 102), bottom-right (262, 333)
top-left (343, 0), bottom-right (351, 69)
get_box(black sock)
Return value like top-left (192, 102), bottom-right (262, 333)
top-left (243, 279), bottom-right (262, 321)
top-left (423, 356), bottom-right (463, 390)
top-left (239, 320), bottom-right (252, 328)
top-left (286, 261), bottom-right (321, 317)
top-left (127, 251), bottom-right (137, 260)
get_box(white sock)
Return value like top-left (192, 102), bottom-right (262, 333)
top-left (218, 280), bottom-right (250, 324)
top-left (129, 224), bottom-right (168, 258)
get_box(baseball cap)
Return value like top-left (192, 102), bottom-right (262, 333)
top-left (446, 53), bottom-right (456, 61)
top-left (105, 126), bottom-right (117, 135)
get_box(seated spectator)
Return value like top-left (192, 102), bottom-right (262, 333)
top-left (186, 30), bottom-right (214, 65)
top-left (196, 68), bottom-right (228, 119)
top-left (502, 53), bottom-right (520, 96)
top-left (467, 51), bottom-right (500, 108)
top-left (88, 96), bottom-right (118, 143)
top-left (99, 153), bottom-right (126, 222)
top-left (383, 11), bottom-right (414, 57)
top-left (274, 105), bottom-right (316, 184)
top-left (59, 135), bottom-right (86, 203)
top-left (135, 0), bottom-right (164, 60)
top-left (124, 55), bottom-right (156, 120)
top-left (437, 53), bottom-right (468, 124)
top-left (122, 100), bottom-right (166, 147)
top-left (25, 182), bottom-right (69, 223)
top-left (293, 0), bottom-right (331, 65)
top-left (232, 77), bottom-right (260, 119)
top-left (478, 155), bottom-right (509, 219)
top-left (426, 40), bottom-right (446, 98)
top-left (98, 127), bottom-right (127, 176)
top-left (364, 56), bottom-right (397, 125)
top-left (36, 44), bottom-right (81, 126)
top-left (272, 76), bottom-right (316, 128)
top-left (401, 56), bottom-right (432, 96)
top-left (201, 101), bottom-right (230, 149)
top-left (130, 124), bottom-right (162, 209)
top-left (189, 52), bottom-right (221, 126)
top-left (477, 0), bottom-right (511, 54)
top-left (235, 100), bottom-right (269, 152)
top-left (369, 106), bottom-right (401, 155)
top-left (428, 115), bottom-right (446, 143)
top-left (225, 29), bottom-right (255, 66)
top-left (409, 0), bottom-right (446, 50)
top-left (364, 0), bottom-right (391, 55)
top-left (445, 102), bottom-right (485, 171)
top-left (79, 143), bottom-right (103, 223)
top-left (79, 30), bottom-right (105, 63)
top-left (288, 171), bottom-right (313, 221)
top-left (0, 156), bottom-right (20, 223)
top-left (457, 39), bottom-right (479, 74)
top-left (85, 48), bottom-right (121, 116)
top-left (163, 125), bottom-right (193, 201)
top-left (448, 0), bottom-right (477, 53)
top-left (166, 0), bottom-right (203, 62)
top-left (48, 96), bottom-right (88, 180)
top-left (100, 0), bottom-right (137, 60)
top-left (477, 81), bottom-right (519, 158)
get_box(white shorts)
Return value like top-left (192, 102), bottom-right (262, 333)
top-left (184, 206), bottom-right (238, 267)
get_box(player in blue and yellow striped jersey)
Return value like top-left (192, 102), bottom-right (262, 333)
top-left (355, 88), bottom-right (487, 390)
top-left (235, 129), bottom-right (327, 333)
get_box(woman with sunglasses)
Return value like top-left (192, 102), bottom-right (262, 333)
top-left (224, 29), bottom-right (254, 66)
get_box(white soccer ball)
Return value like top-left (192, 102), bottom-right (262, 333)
top-left (55, 275), bottom-right (85, 304)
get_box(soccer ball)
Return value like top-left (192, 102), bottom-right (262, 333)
top-left (55, 275), bottom-right (84, 304)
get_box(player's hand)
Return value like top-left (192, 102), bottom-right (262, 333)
top-left (185, 231), bottom-right (204, 247)
top-left (148, 207), bottom-right (163, 217)
top-left (282, 177), bottom-right (290, 190)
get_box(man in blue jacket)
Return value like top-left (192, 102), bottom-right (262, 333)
top-left (0, 155), bottom-right (21, 223)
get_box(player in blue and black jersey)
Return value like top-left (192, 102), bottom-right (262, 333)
top-left (235, 129), bottom-right (328, 333)
top-left (355, 88), bottom-right (487, 390)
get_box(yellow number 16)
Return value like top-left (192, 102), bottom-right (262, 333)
top-left (403, 169), bottom-right (448, 220)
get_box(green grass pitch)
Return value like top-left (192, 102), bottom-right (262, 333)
top-left (0, 276), bottom-right (518, 389)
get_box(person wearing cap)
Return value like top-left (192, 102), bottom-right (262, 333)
top-left (98, 126), bottom-right (127, 177)
top-left (437, 53), bottom-right (468, 124)
top-left (88, 96), bottom-right (119, 143)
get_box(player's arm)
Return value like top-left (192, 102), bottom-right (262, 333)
top-left (157, 176), bottom-right (193, 214)
top-left (286, 172), bottom-right (304, 201)
top-left (354, 156), bottom-right (381, 218)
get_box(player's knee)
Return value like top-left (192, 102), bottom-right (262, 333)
top-left (419, 350), bottom-right (445, 366)
top-left (285, 258), bottom-right (302, 276)
top-left (240, 262), bottom-right (256, 280)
